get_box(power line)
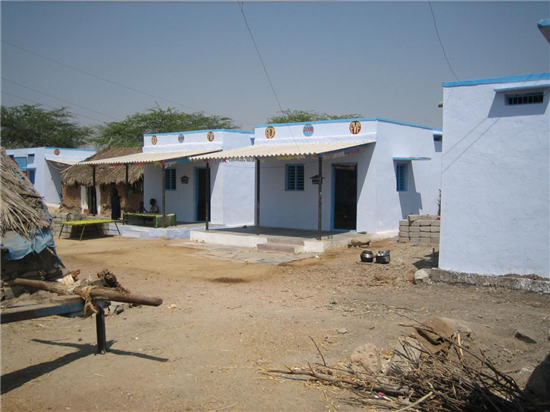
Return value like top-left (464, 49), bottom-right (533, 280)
top-left (2, 77), bottom-right (122, 121)
top-left (237, 2), bottom-right (285, 115)
top-left (1, 91), bottom-right (109, 124)
top-left (2, 39), bottom-right (255, 127)
top-left (236, 1), bottom-right (300, 146)
top-left (428, 1), bottom-right (459, 81)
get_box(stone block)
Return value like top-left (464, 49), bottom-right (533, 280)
top-left (420, 226), bottom-right (431, 232)
top-left (419, 220), bottom-right (432, 226)
top-left (409, 226), bottom-right (420, 233)
top-left (430, 232), bottom-right (440, 238)
top-left (410, 221), bottom-right (421, 227)
top-left (420, 238), bottom-right (431, 244)
top-left (420, 232), bottom-right (431, 238)
top-left (424, 215), bottom-right (439, 220)
top-left (408, 215), bottom-right (422, 222)
top-left (431, 226), bottom-right (440, 232)
top-left (399, 220), bottom-right (408, 226)
top-left (431, 220), bottom-right (441, 226)
top-left (430, 238), bottom-right (440, 244)
top-left (409, 234), bottom-right (420, 240)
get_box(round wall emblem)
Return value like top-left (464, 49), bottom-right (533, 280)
top-left (349, 121), bottom-right (362, 135)
top-left (151, 135), bottom-right (158, 145)
top-left (178, 133), bottom-right (185, 143)
top-left (207, 132), bottom-right (215, 142)
top-left (265, 126), bottom-right (276, 139)
top-left (53, 149), bottom-right (60, 155)
top-left (303, 124), bottom-right (314, 137)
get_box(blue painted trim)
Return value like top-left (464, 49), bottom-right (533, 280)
top-left (144, 129), bottom-right (254, 137)
top-left (255, 117), bottom-right (440, 131)
top-left (44, 147), bottom-right (95, 151)
top-left (396, 163), bottom-right (408, 192)
top-left (443, 72), bottom-right (550, 88)
top-left (538, 19), bottom-right (550, 28)
top-left (393, 157), bottom-right (431, 161)
top-left (165, 168), bottom-right (177, 191)
top-left (494, 83), bottom-right (550, 92)
top-left (285, 164), bottom-right (305, 191)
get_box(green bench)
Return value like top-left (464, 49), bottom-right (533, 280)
top-left (122, 213), bottom-right (177, 228)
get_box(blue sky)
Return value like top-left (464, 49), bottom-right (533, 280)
top-left (1, 1), bottom-right (549, 131)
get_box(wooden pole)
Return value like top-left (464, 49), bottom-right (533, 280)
top-left (256, 158), bottom-right (261, 236)
top-left (318, 156), bottom-right (323, 241)
top-left (14, 278), bottom-right (163, 307)
top-left (125, 164), bottom-right (129, 213)
top-left (161, 163), bottom-right (166, 228)
top-left (92, 165), bottom-right (97, 216)
top-left (96, 303), bottom-right (107, 354)
top-left (205, 162), bottom-right (210, 230)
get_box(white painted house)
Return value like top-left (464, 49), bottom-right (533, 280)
top-left (194, 118), bottom-right (442, 237)
top-left (439, 72), bottom-right (550, 279)
top-left (142, 129), bottom-right (255, 227)
top-left (6, 147), bottom-right (96, 206)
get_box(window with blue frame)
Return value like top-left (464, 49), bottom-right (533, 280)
top-left (286, 164), bottom-right (305, 191)
top-left (396, 163), bottom-right (408, 192)
top-left (14, 157), bottom-right (27, 172)
top-left (27, 169), bottom-right (36, 184)
top-left (165, 168), bottom-right (177, 190)
top-left (27, 154), bottom-right (35, 164)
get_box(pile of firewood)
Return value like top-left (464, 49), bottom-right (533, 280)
top-left (268, 321), bottom-right (542, 411)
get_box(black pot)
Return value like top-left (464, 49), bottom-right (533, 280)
top-left (376, 250), bottom-right (390, 264)
top-left (360, 250), bottom-right (374, 263)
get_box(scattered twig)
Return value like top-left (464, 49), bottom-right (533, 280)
top-left (309, 336), bottom-right (327, 367)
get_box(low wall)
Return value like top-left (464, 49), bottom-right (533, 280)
top-left (398, 214), bottom-right (440, 245)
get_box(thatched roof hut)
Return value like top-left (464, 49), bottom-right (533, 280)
top-left (1, 147), bottom-right (51, 238)
top-left (62, 147), bottom-right (143, 186)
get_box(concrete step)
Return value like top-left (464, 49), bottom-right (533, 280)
top-left (266, 237), bottom-right (305, 246)
top-left (257, 243), bottom-right (304, 254)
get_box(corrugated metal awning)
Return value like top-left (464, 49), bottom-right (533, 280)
top-left (45, 157), bottom-right (80, 166)
top-left (79, 148), bottom-right (222, 165)
top-left (393, 157), bottom-right (431, 161)
top-left (193, 140), bottom-right (375, 161)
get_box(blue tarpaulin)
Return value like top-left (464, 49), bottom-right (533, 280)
top-left (1, 228), bottom-right (63, 266)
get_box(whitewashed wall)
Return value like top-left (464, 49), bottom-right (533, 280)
top-left (440, 75), bottom-right (550, 277)
top-left (254, 118), bottom-right (440, 233)
top-left (373, 122), bottom-right (442, 232)
top-left (6, 147), bottom-right (95, 204)
top-left (142, 130), bottom-right (255, 226)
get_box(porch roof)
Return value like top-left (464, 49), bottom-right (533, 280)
top-left (79, 148), bottom-right (222, 166)
top-left (193, 139), bottom-right (375, 161)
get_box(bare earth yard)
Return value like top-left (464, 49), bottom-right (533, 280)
top-left (2, 236), bottom-right (549, 411)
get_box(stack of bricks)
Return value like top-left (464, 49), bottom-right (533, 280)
top-left (398, 215), bottom-right (440, 245)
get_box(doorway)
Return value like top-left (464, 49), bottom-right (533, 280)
top-left (195, 167), bottom-right (210, 222)
top-left (332, 164), bottom-right (357, 231)
top-left (87, 186), bottom-right (97, 215)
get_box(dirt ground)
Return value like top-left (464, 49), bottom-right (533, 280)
top-left (2, 236), bottom-right (549, 411)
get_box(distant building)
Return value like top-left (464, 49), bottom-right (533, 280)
top-left (6, 147), bottom-right (95, 206)
top-left (439, 72), bottom-right (550, 279)
top-left (61, 147), bottom-right (144, 215)
top-left (194, 117), bottom-right (442, 237)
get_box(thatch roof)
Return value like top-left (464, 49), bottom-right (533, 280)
top-left (1, 147), bottom-right (51, 237)
top-left (62, 146), bottom-right (144, 186)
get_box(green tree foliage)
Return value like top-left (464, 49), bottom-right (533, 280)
top-left (92, 107), bottom-right (238, 148)
top-left (266, 109), bottom-right (363, 124)
top-left (1, 104), bottom-right (92, 149)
